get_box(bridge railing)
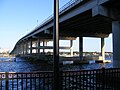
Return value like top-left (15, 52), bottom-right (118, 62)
top-left (34, 0), bottom-right (84, 31)
top-left (0, 68), bottom-right (120, 90)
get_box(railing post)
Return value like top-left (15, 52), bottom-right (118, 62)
top-left (5, 72), bottom-right (9, 90)
top-left (102, 68), bottom-right (105, 90)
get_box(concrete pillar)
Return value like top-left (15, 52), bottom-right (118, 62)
top-left (101, 38), bottom-right (105, 61)
top-left (112, 21), bottom-right (120, 68)
top-left (22, 43), bottom-right (25, 55)
top-left (25, 41), bottom-right (28, 54)
top-left (20, 44), bottom-right (22, 54)
top-left (79, 37), bottom-right (83, 60)
top-left (43, 41), bottom-right (45, 53)
top-left (16, 46), bottom-right (18, 55)
top-left (70, 40), bottom-right (73, 56)
top-left (18, 45), bottom-right (20, 54)
top-left (37, 38), bottom-right (40, 54)
top-left (35, 41), bottom-right (38, 53)
top-left (30, 39), bottom-right (32, 54)
top-left (43, 41), bottom-right (47, 53)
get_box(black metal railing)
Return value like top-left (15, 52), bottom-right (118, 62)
top-left (0, 71), bottom-right (53, 90)
top-left (0, 68), bottom-right (120, 90)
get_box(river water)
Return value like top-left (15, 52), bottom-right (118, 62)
top-left (0, 57), bottom-right (113, 72)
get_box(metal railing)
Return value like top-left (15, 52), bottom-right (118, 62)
top-left (0, 71), bottom-right (53, 90)
top-left (33, 0), bottom-right (84, 33)
top-left (0, 68), bottom-right (120, 90)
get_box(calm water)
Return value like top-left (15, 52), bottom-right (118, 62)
top-left (0, 57), bottom-right (113, 72)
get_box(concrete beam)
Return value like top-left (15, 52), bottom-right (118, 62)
top-left (31, 46), bottom-right (70, 49)
top-left (92, 5), bottom-right (108, 17)
top-left (92, 5), bottom-right (120, 20)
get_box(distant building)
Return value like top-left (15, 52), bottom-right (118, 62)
top-left (0, 48), bottom-right (9, 54)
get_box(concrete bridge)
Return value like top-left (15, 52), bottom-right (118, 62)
top-left (11, 0), bottom-right (120, 67)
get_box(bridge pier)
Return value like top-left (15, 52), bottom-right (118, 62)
top-left (30, 39), bottom-right (32, 55)
top-left (25, 41), bottom-right (28, 54)
top-left (70, 40), bottom-right (73, 56)
top-left (22, 43), bottom-right (25, 55)
top-left (37, 38), bottom-right (40, 54)
top-left (43, 41), bottom-right (45, 53)
top-left (101, 38), bottom-right (105, 61)
top-left (112, 21), bottom-right (120, 68)
top-left (79, 37), bottom-right (83, 60)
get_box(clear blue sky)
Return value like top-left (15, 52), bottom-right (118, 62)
top-left (0, 0), bottom-right (112, 52)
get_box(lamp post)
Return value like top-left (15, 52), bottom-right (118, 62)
top-left (53, 0), bottom-right (60, 90)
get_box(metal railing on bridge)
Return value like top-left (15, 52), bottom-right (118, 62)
top-left (0, 68), bottom-right (120, 90)
top-left (33, 0), bottom-right (84, 33)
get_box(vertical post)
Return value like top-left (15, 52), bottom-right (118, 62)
top-left (43, 41), bottom-right (45, 53)
top-left (20, 44), bottom-right (22, 54)
top-left (26, 41), bottom-right (28, 54)
top-left (5, 72), bottom-right (9, 90)
top-left (38, 38), bottom-right (40, 54)
top-left (17, 45), bottom-right (19, 55)
top-left (36, 41), bottom-right (38, 53)
top-left (22, 43), bottom-right (25, 55)
top-left (70, 40), bottom-right (73, 56)
top-left (30, 39), bottom-right (32, 55)
top-left (53, 0), bottom-right (60, 90)
top-left (79, 37), bottom-right (83, 60)
top-left (101, 38), bottom-right (105, 61)
top-left (112, 21), bottom-right (120, 68)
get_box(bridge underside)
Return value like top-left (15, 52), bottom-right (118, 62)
top-left (34, 10), bottom-right (112, 38)
top-left (60, 10), bottom-right (112, 37)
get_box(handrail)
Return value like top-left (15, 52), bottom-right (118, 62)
top-left (29, 0), bottom-right (84, 36)
top-left (0, 68), bottom-right (120, 89)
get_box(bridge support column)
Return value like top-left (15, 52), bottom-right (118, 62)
top-left (101, 38), bottom-right (105, 61)
top-left (43, 41), bottom-right (45, 53)
top-left (25, 41), bottom-right (28, 54)
top-left (20, 44), bottom-right (22, 54)
top-left (70, 40), bottom-right (73, 56)
top-left (18, 45), bottom-right (21, 55)
top-left (37, 38), bottom-right (40, 54)
top-left (79, 37), bottom-right (83, 60)
top-left (43, 41), bottom-right (47, 54)
top-left (22, 43), bottom-right (25, 55)
top-left (17, 45), bottom-right (19, 55)
top-left (30, 39), bottom-right (32, 55)
top-left (112, 21), bottom-right (120, 68)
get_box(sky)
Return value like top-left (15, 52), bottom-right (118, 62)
top-left (0, 0), bottom-right (112, 52)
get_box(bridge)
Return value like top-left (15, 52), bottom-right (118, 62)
top-left (11, 0), bottom-right (120, 67)
top-left (5, 0), bottom-right (120, 89)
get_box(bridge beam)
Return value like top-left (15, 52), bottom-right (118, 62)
top-left (112, 21), bottom-right (120, 68)
top-left (92, 5), bottom-right (120, 20)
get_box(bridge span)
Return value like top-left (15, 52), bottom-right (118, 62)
top-left (11, 0), bottom-right (120, 67)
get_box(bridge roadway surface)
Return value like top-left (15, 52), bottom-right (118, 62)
top-left (11, 0), bottom-right (120, 58)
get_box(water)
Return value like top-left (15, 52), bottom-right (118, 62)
top-left (0, 57), bottom-right (113, 72)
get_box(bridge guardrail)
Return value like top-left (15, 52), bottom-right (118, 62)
top-left (34, 0), bottom-right (84, 32)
